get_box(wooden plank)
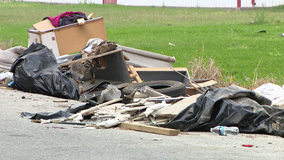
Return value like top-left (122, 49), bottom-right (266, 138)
top-left (134, 67), bottom-right (188, 72)
top-left (77, 18), bottom-right (86, 25)
top-left (59, 49), bottom-right (122, 67)
top-left (68, 98), bottom-right (122, 119)
top-left (120, 122), bottom-right (180, 136)
top-left (188, 80), bottom-right (217, 89)
top-left (87, 13), bottom-right (94, 19)
top-left (128, 65), bottom-right (143, 83)
top-left (156, 94), bottom-right (201, 118)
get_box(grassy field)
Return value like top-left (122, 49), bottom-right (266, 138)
top-left (1, 2), bottom-right (284, 87)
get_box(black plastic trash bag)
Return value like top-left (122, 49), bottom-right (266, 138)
top-left (10, 43), bottom-right (80, 100)
top-left (158, 85), bottom-right (284, 137)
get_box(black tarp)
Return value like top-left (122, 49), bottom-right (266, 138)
top-left (10, 43), bottom-right (80, 100)
top-left (158, 85), bottom-right (284, 137)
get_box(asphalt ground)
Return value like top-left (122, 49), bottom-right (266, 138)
top-left (1, 88), bottom-right (284, 160)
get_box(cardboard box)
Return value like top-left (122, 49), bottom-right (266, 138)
top-left (28, 17), bottom-right (107, 57)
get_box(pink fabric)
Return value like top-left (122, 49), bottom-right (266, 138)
top-left (48, 11), bottom-right (85, 27)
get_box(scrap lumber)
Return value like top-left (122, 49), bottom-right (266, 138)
top-left (120, 122), bottom-right (180, 136)
top-left (0, 87), bottom-right (13, 90)
top-left (128, 65), bottom-right (143, 83)
top-left (59, 49), bottom-right (122, 67)
top-left (87, 13), bottom-right (94, 19)
top-left (188, 80), bottom-right (217, 89)
top-left (68, 98), bottom-right (122, 119)
top-left (77, 18), bottom-right (86, 25)
top-left (156, 94), bottom-right (201, 118)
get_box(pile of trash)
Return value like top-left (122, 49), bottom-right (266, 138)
top-left (1, 11), bottom-right (284, 137)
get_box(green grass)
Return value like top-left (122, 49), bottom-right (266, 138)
top-left (1, 2), bottom-right (284, 86)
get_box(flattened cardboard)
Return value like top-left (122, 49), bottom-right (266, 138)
top-left (32, 19), bottom-right (55, 31)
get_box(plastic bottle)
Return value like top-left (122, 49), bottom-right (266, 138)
top-left (210, 126), bottom-right (239, 136)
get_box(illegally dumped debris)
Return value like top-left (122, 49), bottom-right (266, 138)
top-left (71, 38), bottom-right (118, 84)
top-left (10, 43), bottom-right (80, 100)
top-left (20, 86), bottom-right (188, 135)
top-left (157, 85), bottom-right (284, 138)
top-left (3, 12), bottom-right (284, 138)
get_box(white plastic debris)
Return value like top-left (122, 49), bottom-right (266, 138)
top-left (254, 83), bottom-right (284, 107)
top-left (74, 113), bottom-right (84, 122)
top-left (144, 101), bottom-right (171, 117)
top-left (0, 72), bottom-right (13, 81)
top-left (98, 114), bottom-right (130, 128)
top-left (97, 84), bottom-right (122, 103)
top-left (83, 38), bottom-right (105, 54)
top-left (99, 119), bottom-right (121, 128)
top-left (40, 119), bottom-right (51, 124)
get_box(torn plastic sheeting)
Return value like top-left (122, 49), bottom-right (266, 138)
top-left (157, 85), bottom-right (284, 137)
top-left (21, 103), bottom-right (92, 120)
top-left (21, 110), bottom-right (72, 120)
top-left (10, 43), bottom-right (80, 100)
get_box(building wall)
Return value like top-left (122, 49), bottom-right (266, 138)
top-left (116, 0), bottom-right (237, 8)
top-left (20, 0), bottom-right (284, 8)
top-left (20, 0), bottom-right (103, 4)
top-left (117, 0), bottom-right (284, 8)
top-left (241, 0), bottom-right (284, 7)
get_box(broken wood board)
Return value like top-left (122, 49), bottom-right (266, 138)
top-left (187, 80), bottom-right (217, 89)
top-left (128, 65), bottom-right (142, 83)
top-left (187, 80), bottom-right (217, 95)
top-left (77, 18), bottom-right (86, 25)
top-left (60, 49), bottom-right (122, 67)
top-left (156, 94), bottom-right (201, 118)
top-left (120, 122), bottom-right (180, 136)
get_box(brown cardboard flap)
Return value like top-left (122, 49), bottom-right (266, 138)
top-left (32, 19), bottom-right (55, 31)
top-left (54, 17), bottom-right (107, 56)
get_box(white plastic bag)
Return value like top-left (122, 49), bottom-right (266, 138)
top-left (97, 84), bottom-right (121, 103)
top-left (254, 83), bottom-right (284, 107)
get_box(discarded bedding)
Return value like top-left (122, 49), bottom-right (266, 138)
top-left (10, 43), bottom-right (80, 100)
top-left (158, 85), bottom-right (284, 137)
top-left (0, 46), bottom-right (26, 72)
